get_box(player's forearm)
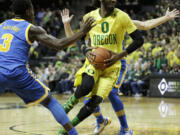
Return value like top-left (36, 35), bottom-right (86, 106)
top-left (64, 22), bottom-right (74, 37)
top-left (133, 16), bottom-right (169, 30)
top-left (55, 30), bottom-right (84, 50)
top-left (144, 16), bottom-right (170, 30)
top-left (30, 25), bottom-right (84, 50)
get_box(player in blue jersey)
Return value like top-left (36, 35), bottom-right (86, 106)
top-left (60, 5), bottom-right (179, 135)
top-left (0, 0), bottom-right (95, 134)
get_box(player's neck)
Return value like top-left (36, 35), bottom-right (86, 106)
top-left (100, 6), bottom-right (114, 17)
top-left (14, 15), bottom-right (26, 21)
top-left (14, 15), bottom-right (32, 23)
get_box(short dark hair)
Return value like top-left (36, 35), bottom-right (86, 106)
top-left (11, 0), bottom-right (32, 15)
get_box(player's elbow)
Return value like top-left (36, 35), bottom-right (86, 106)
top-left (56, 40), bottom-right (67, 50)
top-left (136, 36), bottom-right (144, 47)
top-left (143, 26), bottom-right (152, 31)
top-left (131, 30), bottom-right (144, 47)
top-left (143, 22), bottom-right (154, 30)
top-left (56, 44), bottom-right (64, 50)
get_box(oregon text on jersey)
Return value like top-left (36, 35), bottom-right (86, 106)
top-left (93, 33), bottom-right (117, 45)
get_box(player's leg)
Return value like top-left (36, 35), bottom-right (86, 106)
top-left (84, 98), bottom-right (111, 135)
top-left (11, 67), bottom-right (78, 135)
top-left (93, 60), bottom-right (132, 134)
top-left (108, 88), bottom-right (129, 132)
top-left (109, 61), bottom-right (132, 134)
top-left (63, 73), bottom-right (94, 113)
top-left (91, 87), bottom-right (129, 135)
top-left (63, 63), bottom-right (99, 113)
top-left (0, 73), bottom-right (8, 95)
top-left (93, 106), bottom-right (111, 134)
top-left (59, 95), bottom-right (103, 135)
top-left (58, 65), bottom-right (120, 134)
top-left (41, 94), bottom-right (78, 135)
top-left (84, 98), bottom-right (104, 124)
top-left (109, 62), bottom-right (132, 134)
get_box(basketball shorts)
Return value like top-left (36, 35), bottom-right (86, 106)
top-left (0, 66), bottom-right (50, 107)
top-left (74, 59), bottom-right (121, 99)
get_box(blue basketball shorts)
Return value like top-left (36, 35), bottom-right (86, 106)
top-left (0, 66), bottom-right (50, 107)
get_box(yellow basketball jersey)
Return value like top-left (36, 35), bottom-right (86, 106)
top-left (83, 8), bottom-right (137, 54)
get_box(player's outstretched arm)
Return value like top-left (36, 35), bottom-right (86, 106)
top-left (60, 8), bottom-right (74, 37)
top-left (133, 8), bottom-right (179, 30)
top-left (28, 17), bottom-right (95, 50)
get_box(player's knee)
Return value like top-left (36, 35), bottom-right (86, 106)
top-left (109, 87), bottom-right (118, 95)
top-left (94, 105), bottom-right (100, 113)
top-left (41, 94), bottom-right (52, 107)
top-left (75, 74), bottom-right (94, 98)
top-left (86, 96), bottom-right (103, 112)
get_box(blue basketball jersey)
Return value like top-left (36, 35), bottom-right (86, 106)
top-left (0, 18), bottom-right (32, 70)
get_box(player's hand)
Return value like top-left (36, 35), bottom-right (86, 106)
top-left (104, 51), bottom-right (119, 67)
top-left (104, 50), bottom-right (127, 67)
top-left (80, 17), bottom-right (96, 34)
top-left (165, 8), bottom-right (179, 20)
top-left (60, 8), bottom-right (74, 24)
top-left (85, 47), bottom-right (97, 63)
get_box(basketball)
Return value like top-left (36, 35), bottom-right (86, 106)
top-left (91, 47), bottom-right (111, 70)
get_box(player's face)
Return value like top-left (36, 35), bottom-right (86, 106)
top-left (100, 0), bottom-right (116, 11)
top-left (100, 0), bottom-right (117, 12)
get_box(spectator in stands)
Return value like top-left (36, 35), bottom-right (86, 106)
top-left (131, 65), bottom-right (143, 97)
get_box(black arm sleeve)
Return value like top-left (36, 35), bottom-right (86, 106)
top-left (125, 30), bottom-right (144, 54)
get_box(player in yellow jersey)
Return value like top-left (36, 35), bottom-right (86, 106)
top-left (58, 0), bottom-right (145, 134)
top-left (60, 6), bottom-right (179, 135)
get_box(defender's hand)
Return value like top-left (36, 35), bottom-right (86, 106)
top-left (80, 17), bottom-right (96, 34)
top-left (85, 47), bottom-right (98, 63)
top-left (165, 8), bottom-right (179, 20)
top-left (60, 8), bottom-right (74, 24)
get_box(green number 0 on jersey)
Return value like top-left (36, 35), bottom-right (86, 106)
top-left (101, 22), bottom-right (109, 33)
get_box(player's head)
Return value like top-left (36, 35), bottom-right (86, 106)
top-left (99, 0), bottom-right (117, 11)
top-left (92, 0), bottom-right (100, 8)
top-left (11, 0), bottom-right (34, 23)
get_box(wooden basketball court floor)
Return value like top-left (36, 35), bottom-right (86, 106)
top-left (0, 94), bottom-right (180, 135)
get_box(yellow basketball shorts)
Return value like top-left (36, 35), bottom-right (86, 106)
top-left (74, 60), bottom-right (121, 99)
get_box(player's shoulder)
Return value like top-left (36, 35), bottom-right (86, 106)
top-left (0, 19), bottom-right (10, 26)
top-left (29, 25), bottom-right (45, 34)
top-left (83, 8), bottom-right (99, 20)
top-left (114, 8), bottom-right (130, 18)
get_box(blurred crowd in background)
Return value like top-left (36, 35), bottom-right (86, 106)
top-left (0, 0), bottom-right (179, 96)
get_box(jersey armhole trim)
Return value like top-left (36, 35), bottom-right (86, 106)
top-left (25, 24), bottom-right (33, 45)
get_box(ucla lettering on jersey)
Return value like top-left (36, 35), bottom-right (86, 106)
top-left (0, 19), bottom-right (32, 70)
